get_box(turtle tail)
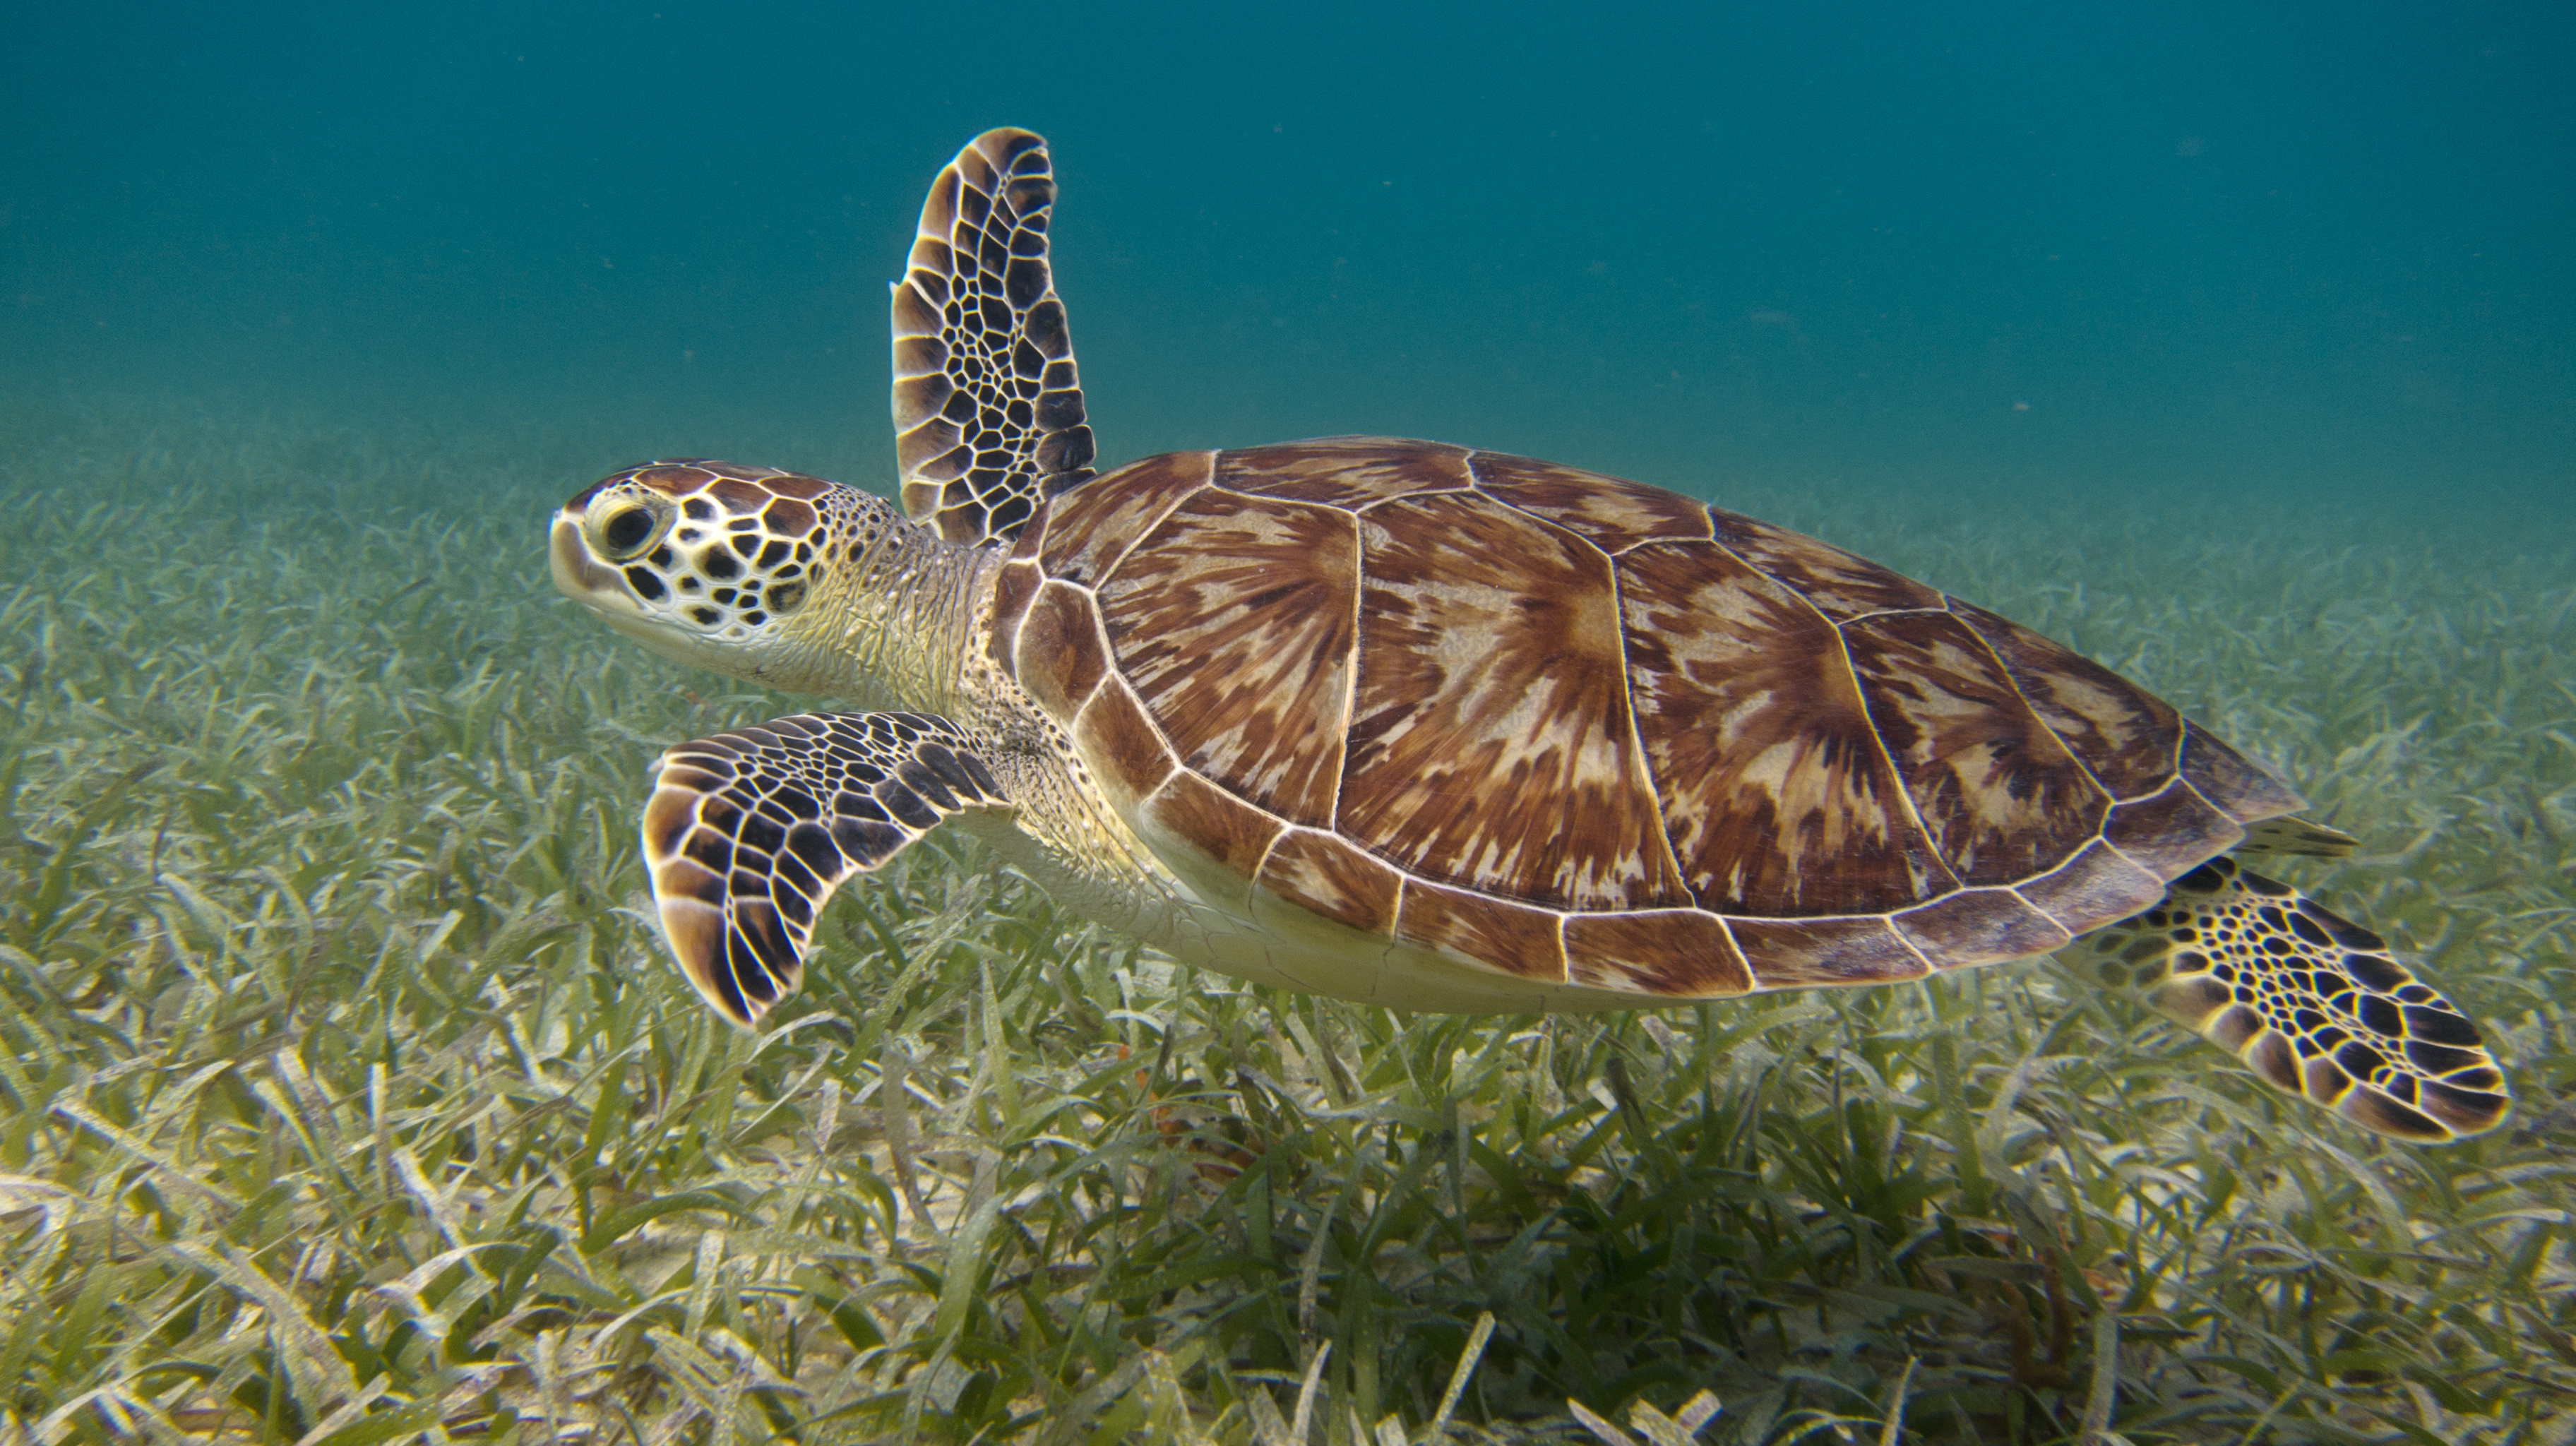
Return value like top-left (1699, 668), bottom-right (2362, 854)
top-left (2079, 857), bottom-right (2509, 1142)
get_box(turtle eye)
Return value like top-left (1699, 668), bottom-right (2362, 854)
top-left (593, 498), bottom-right (672, 561)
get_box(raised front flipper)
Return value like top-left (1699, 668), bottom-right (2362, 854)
top-left (641, 712), bottom-right (1010, 1025)
top-left (891, 127), bottom-right (1096, 547)
top-left (2080, 857), bottom-right (2509, 1142)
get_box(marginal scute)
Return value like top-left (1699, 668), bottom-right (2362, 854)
top-left (2016, 840), bottom-right (2167, 933)
top-left (1041, 450), bottom-right (1215, 587)
top-left (1006, 500), bottom-right (1051, 566)
top-left (1013, 580), bottom-right (1110, 718)
top-left (1842, 609), bottom-right (2110, 886)
top-left (1563, 911), bottom-right (1753, 997)
top-left (986, 559), bottom-right (1042, 676)
top-left (1099, 489), bottom-right (1357, 827)
top-left (1073, 678), bottom-right (1179, 811)
top-left (1217, 436), bottom-right (1474, 510)
top-left (1892, 888), bottom-right (2074, 970)
top-left (2178, 721), bottom-right (2306, 823)
top-left (1469, 451), bottom-right (1715, 554)
top-left (1343, 491), bottom-right (1686, 911)
top-left (1616, 539), bottom-right (1951, 914)
top-left (1730, 914), bottom-right (1928, 989)
top-left (1394, 880), bottom-right (1568, 983)
top-left (2101, 778), bottom-right (2246, 878)
top-left (1256, 828), bottom-right (1403, 937)
top-left (1138, 771), bottom-right (1287, 908)
top-left (1948, 597), bottom-right (2181, 800)
top-left (1709, 507), bottom-right (1946, 620)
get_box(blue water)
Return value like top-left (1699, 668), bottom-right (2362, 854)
top-left (6, 1), bottom-right (2570, 525)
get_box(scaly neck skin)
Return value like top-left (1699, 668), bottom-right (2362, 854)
top-left (785, 491), bottom-right (997, 715)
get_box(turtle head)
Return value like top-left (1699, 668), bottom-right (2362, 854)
top-left (550, 460), bottom-right (896, 692)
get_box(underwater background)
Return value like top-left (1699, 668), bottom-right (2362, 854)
top-left (4, 3), bottom-right (2574, 1443)
top-left (7, 1), bottom-right (2572, 525)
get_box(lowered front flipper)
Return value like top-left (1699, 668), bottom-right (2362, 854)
top-left (2081, 856), bottom-right (2509, 1142)
top-left (641, 712), bottom-right (1011, 1024)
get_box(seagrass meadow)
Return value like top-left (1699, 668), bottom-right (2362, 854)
top-left (2, 396), bottom-right (2572, 1446)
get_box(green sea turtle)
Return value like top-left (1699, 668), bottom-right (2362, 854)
top-left (549, 129), bottom-right (2508, 1143)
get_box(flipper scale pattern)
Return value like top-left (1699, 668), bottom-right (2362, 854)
top-left (892, 128), bottom-right (1095, 547)
top-left (642, 712), bottom-right (1010, 1024)
top-left (2082, 856), bottom-right (2509, 1141)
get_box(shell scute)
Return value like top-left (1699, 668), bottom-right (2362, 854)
top-left (1039, 449), bottom-right (1212, 587)
top-left (1256, 828), bottom-right (1403, 937)
top-left (1217, 436), bottom-right (1473, 510)
top-left (1013, 580), bottom-right (1110, 717)
top-left (1730, 914), bottom-right (1929, 989)
top-left (1892, 888), bottom-right (2074, 971)
top-left (1842, 609), bottom-right (2109, 886)
top-left (1468, 451), bottom-right (1714, 554)
top-left (1563, 911), bottom-right (1751, 997)
top-left (1138, 772), bottom-right (1285, 904)
top-left (1344, 492), bottom-right (1686, 911)
top-left (985, 559), bottom-right (1042, 676)
top-left (2102, 777), bottom-right (2246, 877)
top-left (1098, 489), bottom-right (1356, 827)
top-left (1036, 438), bottom-right (2286, 997)
top-left (1616, 538), bottom-right (1949, 914)
top-left (1072, 679), bottom-right (1179, 811)
top-left (2178, 721), bottom-right (2305, 823)
top-left (1395, 880), bottom-right (1568, 982)
top-left (1710, 508), bottom-right (1945, 621)
top-left (1947, 598), bottom-right (2181, 800)
top-left (2015, 839), bottom-right (2166, 933)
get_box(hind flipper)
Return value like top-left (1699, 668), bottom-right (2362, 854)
top-left (2080, 857), bottom-right (2508, 1142)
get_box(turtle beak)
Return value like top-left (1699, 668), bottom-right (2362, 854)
top-left (549, 508), bottom-right (638, 616)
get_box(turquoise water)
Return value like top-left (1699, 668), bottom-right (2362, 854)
top-left (6, 2), bottom-right (2569, 527)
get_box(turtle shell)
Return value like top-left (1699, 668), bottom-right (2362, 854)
top-left (986, 437), bottom-right (2302, 998)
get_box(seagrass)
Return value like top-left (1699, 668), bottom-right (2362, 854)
top-left (1, 394), bottom-right (2570, 1445)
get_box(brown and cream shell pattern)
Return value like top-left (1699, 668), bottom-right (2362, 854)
top-left (985, 436), bottom-right (2298, 999)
